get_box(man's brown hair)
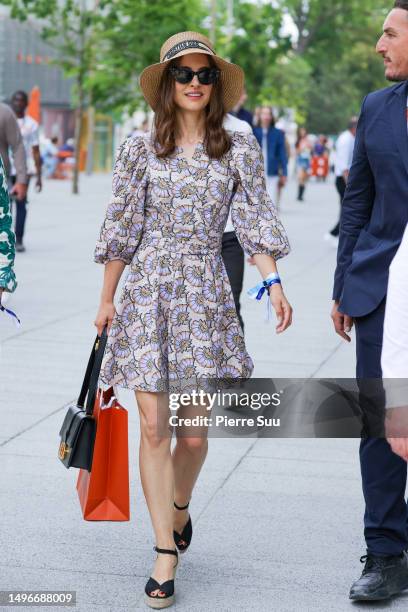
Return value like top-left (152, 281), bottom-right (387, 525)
top-left (394, 1), bottom-right (408, 10)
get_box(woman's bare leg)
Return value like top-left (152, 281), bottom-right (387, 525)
top-left (136, 389), bottom-right (209, 587)
top-left (136, 390), bottom-right (175, 596)
top-left (172, 400), bottom-right (209, 534)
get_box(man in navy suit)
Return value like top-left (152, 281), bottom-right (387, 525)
top-left (253, 107), bottom-right (288, 209)
top-left (332, 1), bottom-right (408, 601)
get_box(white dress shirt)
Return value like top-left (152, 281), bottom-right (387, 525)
top-left (223, 114), bottom-right (253, 233)
top-left (10, 115), bottom-right (40, 176)
top-left (382, 224), bottom-right (408, 407)
top-left (334, 129), bottom-right (355, 177)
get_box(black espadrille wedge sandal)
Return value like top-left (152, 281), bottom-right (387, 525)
top-left (144, 546), bottom-right (178, 609)
top-left (173, 500), bottom-right (193, 553)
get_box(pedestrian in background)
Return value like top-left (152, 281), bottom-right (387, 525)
top-left (222, 112), bottom-right (253, 330)
top-left (252, 105), bottom-right (262, 127)
top-left (0, 101), bottom-right (27, 226)
top-left (312, 135), bottom-right (330, 181)
top-left (10, 90), bottom-right (42, 252)
top-left (325, 117), bottom-right (358, 247)
top-left (276, 134), bottom-right (292, 206)
top-left (295, 126), bottom-right (312, 201)
top-left (0, 155), bottom-right (17, 298)
top-left (253, 106), bottom-right (288, 210)
top-left (42, 136), bottom-right (59, 178)
top-left (313, 135), bottom-right (328, 157)
top-left (230, 87), bottom-right (253, 127)
top-left (94, 30), bottom-right (292, 609)
top-left (332, 2), bottom-right (408, 602)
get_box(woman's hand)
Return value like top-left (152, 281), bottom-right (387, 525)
top-left (94, 301), bottom-right (116, 337)
top-left (270, 285), bottom-right (292, 333)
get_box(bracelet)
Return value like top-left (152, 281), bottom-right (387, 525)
top-left (247, 273), bottom-right (282, 301)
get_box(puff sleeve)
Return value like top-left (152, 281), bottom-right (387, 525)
top-left (94, 136), bottom-right (148, 265)
top-left (0, 156), bottom-right (17, 292)
top-left (230, 132), bottom-right (290, 260)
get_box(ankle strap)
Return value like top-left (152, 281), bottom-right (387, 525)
top-left (154, 546), bottom-right (178, 557)
top-left (174, 500), bottom-right (190, 510)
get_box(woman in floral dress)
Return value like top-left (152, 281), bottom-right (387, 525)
top-left (94, 31), bottom-right (292, 609)
top-left (0, 155), bottom-right (17, 300)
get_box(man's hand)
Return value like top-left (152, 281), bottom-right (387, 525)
top-left (11, 182), bottom-right (27, 201)
top-left (35, 175), bottom-right (42, 192)
top-left (331, 300), bottom-right (354, 342)
top-left (386, 406), bottom-right (408, 461)
top-left (387, 438), bottom-right (408, 462)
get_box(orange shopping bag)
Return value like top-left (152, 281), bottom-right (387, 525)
top-left (77, 386), bottom-right (130, 521)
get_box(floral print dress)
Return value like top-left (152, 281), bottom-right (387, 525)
top-left (94, 131), bottom-right (290, 392)
top-left (0, 155), bottom-right (17, 292)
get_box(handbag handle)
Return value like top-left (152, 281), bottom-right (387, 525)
top-left (77, 326), bottom-right (108, 415)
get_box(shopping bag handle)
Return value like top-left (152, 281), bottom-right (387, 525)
top-left (77, 326), bottom-right (108, 415)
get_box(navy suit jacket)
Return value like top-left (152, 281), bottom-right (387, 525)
top-left (333, 80), bottom-right (408, 317)
top-left (235, 108), bottom-right (253, 127)
top-left (253, 126), bottom-right (288, 177)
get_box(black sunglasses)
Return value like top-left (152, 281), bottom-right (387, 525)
top-left (169, 66), bottom-right (220, 85)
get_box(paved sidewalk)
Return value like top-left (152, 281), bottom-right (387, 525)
top-left (1, 174), bottom-right (407, 611)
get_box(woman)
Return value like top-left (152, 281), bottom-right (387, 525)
top-left (296, 126), bottom-right (313, 201)
top-left (252, 105), bottom-right (262, 128)
top-left (94, 31), bottom-right (292, 609)
top-left (0, 155), bottom-right (17, 301)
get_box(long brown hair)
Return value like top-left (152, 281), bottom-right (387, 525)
top-left (153, 56), bottom-right (231, 160)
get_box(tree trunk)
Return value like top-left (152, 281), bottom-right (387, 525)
top-left (86, 106), bottom-right (95, 176)
top-left (72, 82), bottom-right (85, 195)
top-left (210, 0), bottom-right (217, 46)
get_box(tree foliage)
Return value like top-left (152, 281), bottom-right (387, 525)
top-left (2, 0), bottom-right (103, 192)
top-left (90, 0), bottom-right (206, 113)
top-left (271, 0), bottom-right (392, 132)
top-left (0, 0), bottom-right (398, 136)
top-left (213, 1), bottom-right (291, 105)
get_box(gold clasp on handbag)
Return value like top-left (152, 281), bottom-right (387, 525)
top-left (95, 339), bottom-right (100, 351)
top-left (58, 441), bottom-right (70, 460)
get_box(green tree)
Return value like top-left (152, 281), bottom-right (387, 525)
top-left (213, 1), bottom-right (290, 107)
top-left (260, 54), bottom-right (312, 123)
top-left (90, 0), bottom-right (207, 114)
top-left (2, 0), bottom-right (207, 187)
top-left (273, 0), bottom-right (392, 132)
top-left (3, 0), bottom-right (104, 193)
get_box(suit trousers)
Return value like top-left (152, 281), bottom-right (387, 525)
top-left (355, 299), bottom-right (408, 555)
top-left (330, 176), bottom-right (346, 237)
top-left (221, 231), bottom-right (244, 331)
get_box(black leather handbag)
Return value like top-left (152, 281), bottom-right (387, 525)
top-left (58, 327), bottom-right (108, 471)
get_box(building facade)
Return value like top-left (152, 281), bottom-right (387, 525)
top-left (0, 9), bottom-right (113, 172)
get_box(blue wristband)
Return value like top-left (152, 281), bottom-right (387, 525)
top-left (247, 273), bottom-right (282, 301)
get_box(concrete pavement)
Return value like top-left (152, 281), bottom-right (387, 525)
top-left (1, 173), bottom-right (406, 611)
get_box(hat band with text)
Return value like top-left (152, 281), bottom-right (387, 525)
top-left (162, 40), bottom-right (215, 62)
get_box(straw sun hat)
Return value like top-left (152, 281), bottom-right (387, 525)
top-left (139, 31), bottom-right (244, 112)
